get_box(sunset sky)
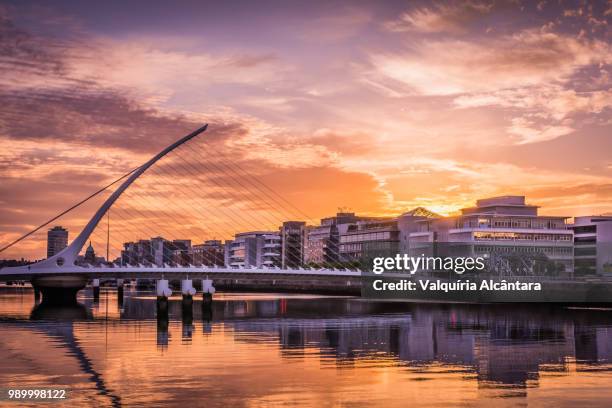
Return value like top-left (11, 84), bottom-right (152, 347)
top-left (0, 0), bottom-right (611, 259)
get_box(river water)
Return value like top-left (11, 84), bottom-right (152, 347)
top-left (1, 286), bottom-right (612, 407)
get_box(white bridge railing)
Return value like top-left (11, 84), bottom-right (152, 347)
top-left (0, 263), bottom-right (363, 279)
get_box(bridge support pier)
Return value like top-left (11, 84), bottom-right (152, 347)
top-left (34, 287), bottom-right (41, 303)
top-left (202, 279), bottom-right (215, 308)
top-left (92, 279), bottom-right (100, 302)
top-left (31, 275), bottom-right (88, 305)
top-left (156, 279), bottom-right (171, 317)
top-left (181, 279), bottom-right (195, 321)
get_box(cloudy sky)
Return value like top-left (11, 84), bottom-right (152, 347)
top-left (0, 0), bottom-right (611, 259)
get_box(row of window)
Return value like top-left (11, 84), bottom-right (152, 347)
top-left (340, 231), bottom-right (392, 243)
top-left (473, 232), bottom-right (572, 241)
top-left (464, 219), bottom-right (566, 229)
top-left (474, 246), bottom-right (573, 255)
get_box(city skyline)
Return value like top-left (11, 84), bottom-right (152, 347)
top-left (31, 194), bottom-right (610, 280)
top-left (2, 3), bottom-right (612, 406)
top-left (1, 0), bottom-right (611, 259)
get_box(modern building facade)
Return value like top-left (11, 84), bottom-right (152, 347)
top-left (170, 239), bottom-right (192, 265)
top-left (396, 207), bottom-right (440, 254)
top-left (339, 218), bottom-right (399, 263)
top-left (121, 239), bottom-right (153, 265)
top-left (47, 226), bottom-right (68, 258)
top-left (304, 212), bottom-right (361, 266)
top-left (407, 196), bottom-right (574, 275)
top-left (228, 231), bottom-right (281, 268)
top-left (569, 216), bottom-right (612, 276)
top-left (280, 221), bottom-right (308, 268)
top-left (121, 237), bottom-right (191, 266)
top-left (192, 240), bottom-right (225, 266)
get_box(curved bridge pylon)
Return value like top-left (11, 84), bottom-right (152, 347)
top-left (0, 124), bottom-right (208, 300)
top-left (0, 123), bottom-right (363, 304)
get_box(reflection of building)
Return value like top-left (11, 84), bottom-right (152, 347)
top-left (47, 226), bottom-right (68, 258)
top-left (230, 304), bottom-right (583, 387)
top-left (407, 196), bottom-right (574, 274)
top-left (574, 325), bottom-right (612, 363)
top-left (192, 240), bottom-right (225, 266)
top-left (229, 231), bottom-right (281, 267)
top-left (569, 216), bottom-right (612, 276)
top-left (122, 293), bottom-right (612, 388)
top-left (475, 322), bottom-right (573, 385)
top-left (280, 221), bottom-right (307, 269)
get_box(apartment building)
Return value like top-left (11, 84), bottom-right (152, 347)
top-left (122, 237), bottom-right (191, 266)
top-left (228, 231), bottom-right (281, 268)
top-left (47, 226), bottom-right (68, 258)
top-left (191, 239), bottom-right (225, 266)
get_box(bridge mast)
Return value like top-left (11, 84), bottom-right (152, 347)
top-left (21, 124), bottom-right (208, 271)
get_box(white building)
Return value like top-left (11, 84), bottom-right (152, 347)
top-left (569, 216), bottom-right (612, 276)
top-left (406, 196), bottom-right (574, 274)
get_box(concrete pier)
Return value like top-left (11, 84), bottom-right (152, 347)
top-left (156, 279), bottom-right (171, 317)
top-left (202, 279), bottom-right (215, 307)
top-left (31, 275), bottom-right (88, 305)
top-left (181, 279), bottom-right (195, 321)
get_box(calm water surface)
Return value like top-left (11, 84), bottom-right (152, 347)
top-left (1, 286), bottom-right (612, 407)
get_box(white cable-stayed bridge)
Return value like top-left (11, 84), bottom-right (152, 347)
top-left (0, 124), bottom-right (363, 304)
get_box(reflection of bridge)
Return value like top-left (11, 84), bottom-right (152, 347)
top-left (2, 308), bottom-right (121, 407)
top-left (0, 124), bottom-right (362, 304)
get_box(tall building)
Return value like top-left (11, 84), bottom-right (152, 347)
top-left (192, 240), bottom-right (225, 266)
top-left (229, 231), bottom-right (281, 268)
top-left (151, 236), bottom-right (175, 266)
top-left (569, 216), bottom-right (612, 276)
top-left (47, 226), bottom-right (68, 258)
top-left (121, 237), bottom-right (191, 266)
top-left (304, 212), bottom-right (361, 266)
top-left (224, 239), bottom-right (233, 267)
top-left (280, 221), bottom-right (307, 268)
top-left (339, 218), bottom-right (400, 263)
top-left (170, 239), bottom-right (192, 265)
top-left (304, 224), bottom-right (334, 265)
top-left (121, 239), bottom-right (153, 265)
top-left (406, 196), bottom-right (574, 275)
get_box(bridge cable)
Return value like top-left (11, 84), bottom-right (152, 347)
top-left (0, 167), bottom-right (139, 255)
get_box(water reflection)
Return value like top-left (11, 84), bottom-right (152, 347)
top-left (1, 287), bottom-right (612, 406)
top-left (30, 302), bottom-right (92, 321)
